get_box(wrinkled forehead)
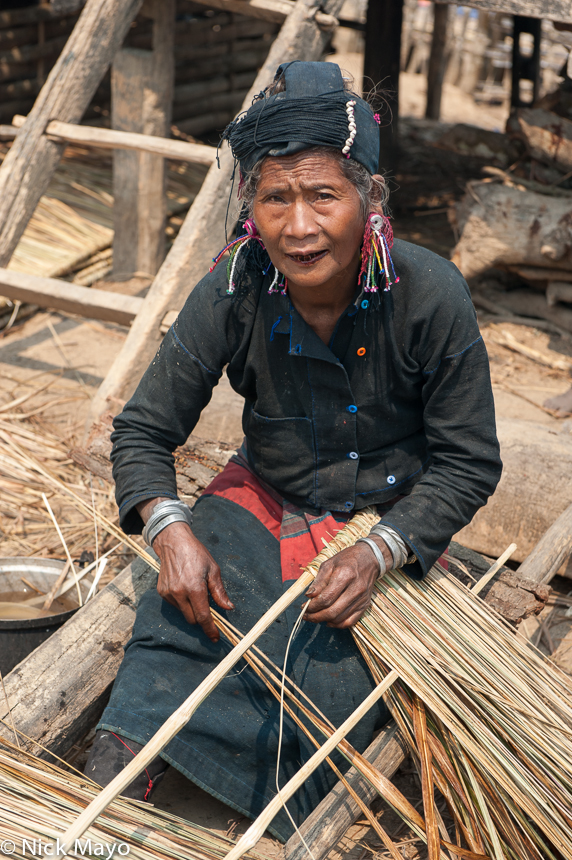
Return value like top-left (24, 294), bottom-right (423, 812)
top-left (256, 149), bottom-right (349, 187)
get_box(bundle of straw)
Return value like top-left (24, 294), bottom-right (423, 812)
top-left (0, 142), bottom-right (207, 281)
top-left (0, 740), bottom-right (272, 860)
top-left (0, 410), bottom-right (131, 582)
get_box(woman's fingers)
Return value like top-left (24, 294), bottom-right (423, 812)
top-left (207, 567), bottom-right (235, 611)
top-left (304, 544), bottom-right (378, 627)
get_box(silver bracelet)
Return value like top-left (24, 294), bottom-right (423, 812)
top-left (142, 499), bottom-right (193, 547)
top-left (356, 537), bottom-right (387, 577)
top-left (369, 523), bottom-right (412, 569)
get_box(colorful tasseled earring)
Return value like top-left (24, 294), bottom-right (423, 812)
top-left (210, 219), bottom-right (265, 294)
top-left (358, 213), bottom-right (399, 293)
top-left (210, 219), bottom-right (287, 295)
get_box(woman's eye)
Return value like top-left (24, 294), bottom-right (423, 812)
top-left (317, 192), bottom-right (334, 201)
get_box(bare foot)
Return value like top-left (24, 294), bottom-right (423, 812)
top-left (544, 385), bottom-right (572, 415)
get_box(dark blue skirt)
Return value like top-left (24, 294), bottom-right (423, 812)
top-left (98, 494), bottom-right (389, 842)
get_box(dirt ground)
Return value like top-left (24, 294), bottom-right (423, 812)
top-left (2, 69), bottom-right (572, 860)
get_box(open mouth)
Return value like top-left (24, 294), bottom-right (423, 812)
top-left (286, 250), bottom-right (328, 265)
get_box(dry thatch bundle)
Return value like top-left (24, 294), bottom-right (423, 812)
top-left (49, 509), bottom-right (572, 860)
top-left (0, 408), bottom-right (133, 583)
top-left (0, 740), bottom-right (271, 860)
top-left (0, 142), bottom-right (208, 281)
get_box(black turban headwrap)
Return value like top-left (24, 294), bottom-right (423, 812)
top-left (220, 61), bottom-right (380, 176)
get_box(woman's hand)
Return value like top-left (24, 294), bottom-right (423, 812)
top-left (137, 498), bottom-right (234, 642)
top-left (304, 536), bottom-right (392, 629)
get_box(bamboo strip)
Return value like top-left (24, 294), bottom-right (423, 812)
top-left (223, 671), bottom-right (399, 860)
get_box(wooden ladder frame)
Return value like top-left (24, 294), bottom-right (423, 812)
top-left (0, 0), bottom-right (340, 422)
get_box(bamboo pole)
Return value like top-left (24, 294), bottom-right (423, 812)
top-left (56, 569), bottom-right (315, 853)
top-left (223, 671), bottom-right (399, 860)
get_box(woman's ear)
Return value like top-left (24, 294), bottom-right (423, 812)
top-left (371, 173), bottom-right (387, 214)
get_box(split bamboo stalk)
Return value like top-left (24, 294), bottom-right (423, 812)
top-left (223, 671), bottom-right (399, 860)
top-left (57, 569), bottom-right (315, 852)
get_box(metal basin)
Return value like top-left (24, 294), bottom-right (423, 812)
top-left (0, 558), bottom-right (90, 675)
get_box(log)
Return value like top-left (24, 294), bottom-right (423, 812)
top-left (456, 417), bottom-right (572, 565)
top-left (451, 181), bottom-right (572, 280)
top-left (0, 555), bottom-right (157, 759)
top-left (0, 267), bottom-right (144, 326)
top-left (547, 281), bottom-right (572, 306)
top-left (10, 114), bottom-right (217, 164)
top-left (284, 723), bottom-right (407, 860)
top-left (474, 283), bottom-right (572, 335)
top-left (188, 0), bottom-right (294, 24)
top-left (111, 0), bottom-right (174, 280)
top-left (0, 33), bottom-right (68, 65)
top-left (516, 502), bottom-right (572, 585)
top-left (0, 7), bottom-right (80, 27)
top-left (425, 2), bottom-right (450, 121)
top-left (174, 71), bottom-right (255, 104)
top-left (517, 107), bottom-right (572, 174)
top-left (449, 0), bottom-right (572, 25)
top-left (0, 0), bottom-right (144, 269)
top-left (171, 88), bottom-right (250, 124)
top-left (89, 0), bottom-right (345, 425)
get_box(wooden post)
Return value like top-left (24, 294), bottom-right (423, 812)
top-left (516, 502), bottom-right (572, 586)
top-left (425, 2), bottom-right (450, 120)
top-left (112, 0), bottom-right (175, 280)
top-left (0, 0), bottom-right (144, 268)
top-left (88, 0), bottom-right (344, 425)
top-left (363, 0), bottom-right (404, 175)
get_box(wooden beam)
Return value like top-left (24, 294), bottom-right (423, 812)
top-left (88, 0), bottom-right (344, 424)
top-left (516, 502), bottom-right (572, 586)
top-left (111, 0), bottom-right (175, 280)
top-left (189, 0), bottom-right (294, 23)
top-left (425, 2), bottom-right (450, 120)
top-left (10, 115), bottom-right (217, 165)
top-left (0, 557), bottom-right (156, 759)
top-left (0, 0), bottom-right (144, 269)
top-left (0, 268), bottom-right (144, 326)
top-left (183, 0), bottom-right (337, 28)
top-left (459, 0), bottom-right (572, 24)
top-left (285, 723), bottom-right (407, 860)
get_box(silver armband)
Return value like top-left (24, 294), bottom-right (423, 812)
top-left (369, 523), bottom-right (414, 569)
top-left (142, 499), bottom-right (194, 547)
top-left (356, 537), bottom-right (387, 577)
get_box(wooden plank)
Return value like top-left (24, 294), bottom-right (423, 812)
top-left (0, 6), bottom-right (80, 27)
top-left (88, 0), bottom-right (345, 424)
top-left (189, 0), bottom-right (294, 23)
top-left (285, 723), bottom-right (407, 860)
top-left (10, 114), bottom-right (217, 165)
top-left (425, 3), bottom-right (450, 120)
top-left (516, 502), bottom-right (572, 585)
top-left (459, 0), bottom-right (572, 24)
top-left (0, 267), bottom-right (143, 325)
top-left (0, 557), bottom-right (156, 759)
top-left (0, 0), bottom-right (144, 269)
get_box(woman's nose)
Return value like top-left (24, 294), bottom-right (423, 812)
top-left (283, 202), bottom-right (319, 241)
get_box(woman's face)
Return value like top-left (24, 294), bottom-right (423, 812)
top-left (252, 151), bottom-right (366, 294)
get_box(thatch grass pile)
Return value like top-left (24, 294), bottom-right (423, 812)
top-left (0, 142), bottom-right (208, 283)
top-left (0, 740), bottom-right (271, 860)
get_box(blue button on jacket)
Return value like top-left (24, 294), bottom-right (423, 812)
top-left (110, 239), bottom-right (502, 578)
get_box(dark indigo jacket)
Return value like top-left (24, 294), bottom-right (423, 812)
top-left (111, 238), bottom-right (502, 578)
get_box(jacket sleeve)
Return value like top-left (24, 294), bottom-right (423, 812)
top-left (379, 255), bottom-right (502, 578)
top-left (110, 268), bottom-right (240, 534)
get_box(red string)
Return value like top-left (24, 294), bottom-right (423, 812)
top-left (109, 731), bottom-right (154, 801)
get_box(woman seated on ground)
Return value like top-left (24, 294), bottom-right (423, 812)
top-left (85, 62), bottom-right (502, 840)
